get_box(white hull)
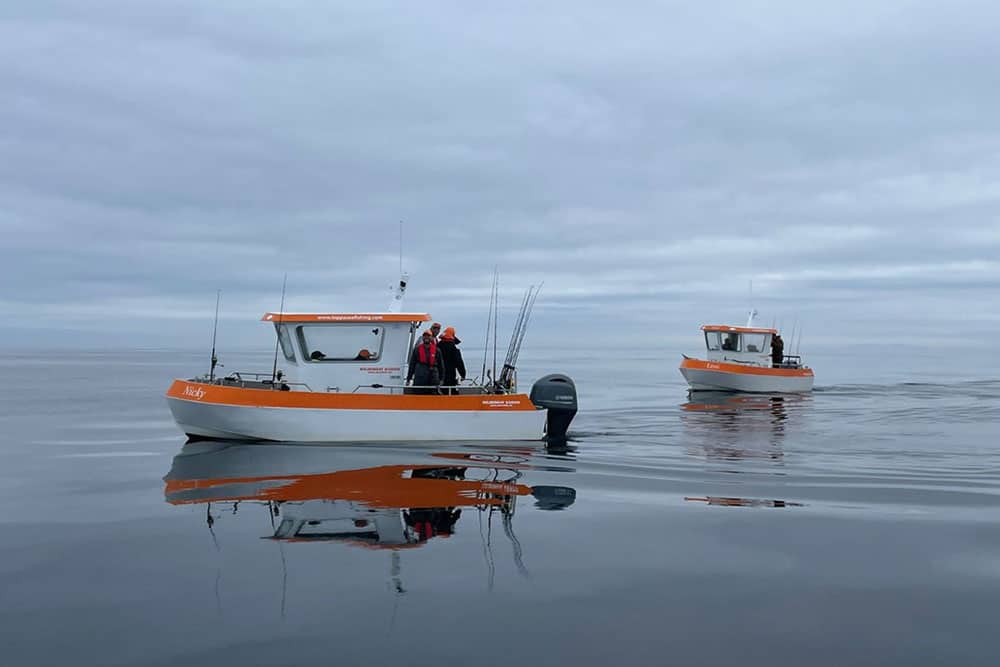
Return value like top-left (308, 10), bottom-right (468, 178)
top-left (680, 365), bottom-right (813, 393)
top-left (167, 396), bottom-right (547, 442)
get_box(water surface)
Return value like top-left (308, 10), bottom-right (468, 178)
top-left (2, 348), bottom-right (999, 666)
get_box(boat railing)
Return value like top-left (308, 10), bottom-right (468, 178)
top-left (777, 355), bottom-right (803, 369)
top-left (210, 372), bottom-right (316, 392)
top-left (351, 383), bottom-right (504, 396)
top-left (721, 357), bottom-right (762, 366)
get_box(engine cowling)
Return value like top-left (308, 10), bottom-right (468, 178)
top-left (529, 374), bottom-right (577, 441)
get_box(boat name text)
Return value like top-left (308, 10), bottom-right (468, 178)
top-left (183, 386), bottom-right (206, 400)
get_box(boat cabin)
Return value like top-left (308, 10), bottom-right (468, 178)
top-left (701, 325), bottom-right (776, 367)
top-left (263, 312), bottom-right (430, 393)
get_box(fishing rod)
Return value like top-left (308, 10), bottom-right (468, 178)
top-left (498, 284), bottom-right (541, 391)
top-left (492, 271), bottom-right (499, 386)
top-left (209, 290), bottom-right (221, 381)
top-left (502, 287), bottom-right (532, 370)
top-left (496, 287), bottom-right (530, 391)
top-left (481, 268), bottom-right (497, 383)
top-left (511, 283), bottom-right (542, 366)
top-left (271, 273), bottom-right (287, 386)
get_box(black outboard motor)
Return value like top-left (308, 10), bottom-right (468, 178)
top-left (529, 374), bottom-right (577, 441)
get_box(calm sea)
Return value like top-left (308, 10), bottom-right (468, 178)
top-left (2, 346), bottom-right (999, 666)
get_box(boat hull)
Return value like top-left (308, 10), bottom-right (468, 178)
top-left (165, 380), bottom-right (547, 442)
top-left (679, 357), bottom-right (814, 393)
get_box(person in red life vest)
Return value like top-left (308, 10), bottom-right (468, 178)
top-left (406, 330), bottom-right (445, 394)
top-left (437, 326), bottom-right (466, 395)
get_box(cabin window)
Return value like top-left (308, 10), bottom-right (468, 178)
top-left (742, 333), bottom-right (767, 353)
top-left (276, 325), bottom-right (296, 362)
top-left (720, 332), bottom-right (740, 351)
top-left (297, 325), bottom-right (383, 362)
top-left (704, 331), bottom-right (721, 351)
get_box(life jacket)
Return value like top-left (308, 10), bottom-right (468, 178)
top-left (417, 341), bottom-right (438, 366)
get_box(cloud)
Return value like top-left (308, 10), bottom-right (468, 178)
top-left (2, 0), bottom-right (999, 350)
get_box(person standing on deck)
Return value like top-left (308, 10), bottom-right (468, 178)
top-left (437, 327), bottom-right (466, 395)
top-left (406, 330), bottom-right (445, 394)
top-left (429, 322), bottom-right (442, 340)
top-left (771, 333), bottom-right (785, 368)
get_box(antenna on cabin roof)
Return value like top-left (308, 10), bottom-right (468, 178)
top-left (387, 222), bottom-right (409, 313)
top-left (745, 279), bottom-right (757, 327)
top-left (271, 274), bottom-right (287, 386)
top-left (208, 290), bottom-right (221, 381)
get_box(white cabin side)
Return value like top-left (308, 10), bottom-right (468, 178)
top-left (265, 313), bottom-right (430, 393)
top-left (702, 325), bottom-right (775, 368)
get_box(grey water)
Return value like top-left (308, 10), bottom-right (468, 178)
top-left (2, 346), bottom-right (999, 666)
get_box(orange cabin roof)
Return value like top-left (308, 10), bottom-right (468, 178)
top-left (262, 312), bottom-right (431, 323)
top-left (701, 324), bottom-right (778, 335)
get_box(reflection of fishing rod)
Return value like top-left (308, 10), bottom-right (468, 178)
top-left (501, 502), bottom-right (530, 580)
top-left (208, 290), bottom-right (221, 381)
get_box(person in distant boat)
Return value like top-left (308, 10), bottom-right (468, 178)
top-left (721, 333), bottom-right (737, 351)
top-left (429, 322), bottom-right (442, 340)
top-left (437, 326), bottom-right (466, 395)
top-left (310, 350), bottom-right (327, 360)
top-left (354, 349), bottom-right (372, 361)
top-left (406, 330), bottom-right (444, 394)
top-left (771, 333), bottom-right (784, 368)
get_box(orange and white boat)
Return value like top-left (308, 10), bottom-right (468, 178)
top-left (165, 278), bottom-right (577, 442)
top-left (679, 312), bottom-right (814, 393)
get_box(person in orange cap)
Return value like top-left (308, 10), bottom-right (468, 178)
top-left (406, 329), bottom-right (444, 394)
top-left (436, 326), bottom-right (466, 395)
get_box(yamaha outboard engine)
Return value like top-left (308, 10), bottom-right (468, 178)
top-left (529, 374), bottom-right (577, 441)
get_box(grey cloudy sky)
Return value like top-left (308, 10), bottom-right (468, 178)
top-left (2, 0), bottom-right (999, 351)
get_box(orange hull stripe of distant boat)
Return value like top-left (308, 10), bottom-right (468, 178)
top-left (261, 313), bottom-right (431, 323)
top-left (701, 325), bottom-right (778, 334)
top-left (680, 357), bottom-right (814, 378)
top-left (166, 380), bottom-right (536, 411)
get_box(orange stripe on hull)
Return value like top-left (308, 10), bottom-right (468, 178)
top-left (166, 380), bottom-right (537, 411)
top-left (679, 358), bottom-right (813, 378)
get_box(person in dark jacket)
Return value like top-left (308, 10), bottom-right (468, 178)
top-left (771, 333), bottom-right (784, 368)
top-left (436, 327), bottom-right (466, 394)
top-left (406, 330), bottom-right (445, 394)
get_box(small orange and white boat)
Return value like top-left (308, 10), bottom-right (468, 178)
top-left (679, 312), bottom-right (814, 393)
top-left (165, 278), bottom-right (577, 443)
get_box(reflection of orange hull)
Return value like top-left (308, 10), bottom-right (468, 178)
top-left (165, 464), bottom-right (532, 509)
top-left (684, 496), bottom-right (803, 508)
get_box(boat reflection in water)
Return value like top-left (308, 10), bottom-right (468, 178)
top-left (680, 391), bottom-right (810, 462)
top-left (164, 441), bottom-right (576, 591)
top-left (684, 496), bottom-right (805, 508)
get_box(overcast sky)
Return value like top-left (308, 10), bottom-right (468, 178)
top-left (2, 0), bottom-right (999, 352)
